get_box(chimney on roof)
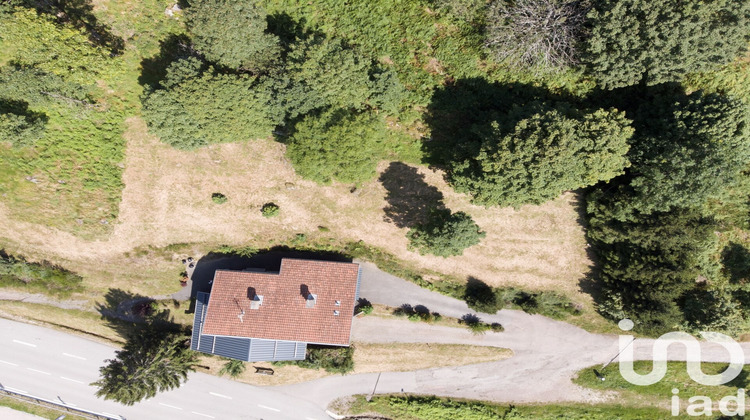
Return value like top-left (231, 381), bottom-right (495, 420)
top-left (301, 284), bottom-right (317, 308)
top-left (247, 287), bottom-right (263, 310)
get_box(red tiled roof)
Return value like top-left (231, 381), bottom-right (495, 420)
top-left (201, 259), bottom-right (360, 346)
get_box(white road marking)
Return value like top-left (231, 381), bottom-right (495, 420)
top-left (102, 412), bottom-right (118, 418)
top-left (66, 403), bottom-right (77, 407)
top-left (61, 376), bottom-right (85, 384)
top-left (159, 402), bottom-right (183, 410)
top-left (258, 404), bottom-right (280, 412)
top-left (12, 340), bottom-right (36, 347)
top-left (5, 387), bottom-right (28, 394)
top-left (62, 352), bottom-right (86, 360)
top-left (208, 392), bottom-right (232, 399)
top-left (191, 411), bottom-right (215, 418)
top-left (0, 359), bottom-right (18, 366)
top-left (26, 368), bottom-right (51, 375)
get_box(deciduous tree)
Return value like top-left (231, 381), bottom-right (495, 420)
top-left (485, 0), bottom-right (587, 69)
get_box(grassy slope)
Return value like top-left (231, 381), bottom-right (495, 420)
top-left (0, 1), bottom-right (183, 239)
top-left (340, 394), bottom-right (693, 419)
top-left (574, 361), bottom-right (750, 408)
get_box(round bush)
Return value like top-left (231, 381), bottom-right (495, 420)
top-left (261, 202), bottom-right (280, 217)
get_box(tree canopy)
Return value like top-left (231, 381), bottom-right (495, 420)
top-left (92, 328), bottom-right (197, 406)
top-left (186, 0), bottom-right (281, 71)
top-left (584, 87), bottom-right (750, 334)
top-left (602, 90), bottom-right (750, 218)
top-left (285, 109), bottom-right (391, 184)
top-left (274, 36), bottom-right (404, 118)
top-left (485, 0), bottom-right (586, 69)
top-left (141, 57), bottom-right (283, 149)
top-left (584, 0), bottom-right (750, 89)
top-left (448, 105), bottom-right (633, 207)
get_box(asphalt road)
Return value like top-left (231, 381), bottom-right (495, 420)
top-left (0, 318), bottom-right (327, 420)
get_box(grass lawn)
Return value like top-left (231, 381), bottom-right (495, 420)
top-left (0, 301), bottom-right (126, 344)
top-left (574, 361), bottom-right (750, 412)
top-left (0, 395), bottom-right (88, 420)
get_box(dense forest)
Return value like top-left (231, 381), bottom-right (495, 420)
top-left (1, 0), bottom-right (749, 336)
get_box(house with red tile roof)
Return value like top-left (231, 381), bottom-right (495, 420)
top-left (191, 259), bottom-right (361, 362)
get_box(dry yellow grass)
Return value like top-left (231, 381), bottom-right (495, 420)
top-left (0, 301), bottom-right (124, 344)
top-left (201, 342), bottom-right (512, 386)
top-left (0, 116), bottom-right (593, 302)
top-left (198, 356), bottom-right (330, 387)
top-left (353, 343), bottom-right (512, 374)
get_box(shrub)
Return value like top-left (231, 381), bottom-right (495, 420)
top-left (218, 359), bottom-right (246, 378)
top-left (275, 345), bottom-right (354, 374)
top-left (464, 277), bottom-right (499, 314)
top-left (0, 104), bottom-right (46, 147)
top-left (261, 202), bottom-right (280, 218)
top-left (460, 314), bottom-right (497, 335)
top-left (356, 298), bottom-right (373, 315)
top-left (211, 193), bottom-right (228, 204)
top-left (407, 209), bottom-right (485, 257)
top-left (0, 250), bottom-right (83, 298)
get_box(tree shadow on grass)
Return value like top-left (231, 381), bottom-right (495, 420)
top-left (379, 162), bottom-right (445, 228)
top-left (423, 78), bottom-right (566, 172)
top-left (96, 288), bottom-right (179, 339)
top-left (12, 0), bottom-right (125, 55)
top-left (138, 34), bottom-right (196, 88)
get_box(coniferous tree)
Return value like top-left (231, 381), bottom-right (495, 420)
top-left (407, 209), bottom-right (485, 257)
top-left (92, 328), bottom-right (197, 406)
top-left (584, 0), bottom-right (750, 89)
top-left (141, 57), bottom-right (283, 149)
top-left (186, 0), bottom-right (281, 71)
top-left (603, 90), bottom-right (750, 219)
top-left (449, 106), bottom-right (633, 207)
top-left (285, 109), bottom-right (391, 184)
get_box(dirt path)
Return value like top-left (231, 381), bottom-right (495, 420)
top-left (0, 291), bottom-right (88, 310)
